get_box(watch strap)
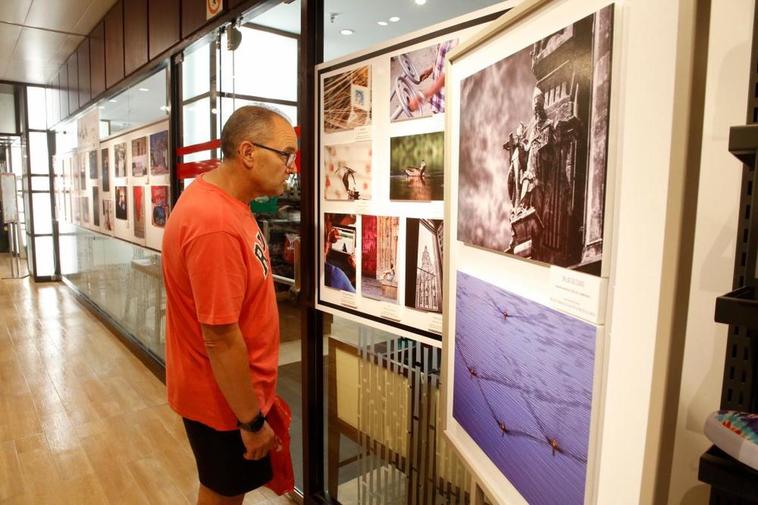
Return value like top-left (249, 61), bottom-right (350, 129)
top-left (238, 411), bottom-right (266, 432)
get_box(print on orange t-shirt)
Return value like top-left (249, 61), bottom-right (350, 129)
top-left (161, 176), bottom-right (280, 431)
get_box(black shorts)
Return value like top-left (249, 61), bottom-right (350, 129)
top-left (183, 418), bottom-right (273, 497)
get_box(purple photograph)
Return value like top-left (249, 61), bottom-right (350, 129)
top-left (457, 6), bottom-right (613, 276)
top-left (453, 271), bottom-right (596, 505)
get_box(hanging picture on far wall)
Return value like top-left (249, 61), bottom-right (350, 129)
top-left (361, 215), bottom-right (400, 303)
top-left (323, 66), bottom-right (371, 133)
top-left (390, 131), bottom-right (444, 201)
top-left (131, 137), bottom-right (148, 177)
top-left (150, 130), bottom-right (169, 176)
top-left (88, 150), bottom-right (98, 179)
top-left (92, 187), bottom-right (100, 227)
top-left (81, 196), bottom-right (90, 224)
top-left (324, 213), bottom-right (357, 293)
top-left (102, 200), bottom-right (113, 232)
top-left (115, 186), bottom-right (128, 220)
top-left (405, 218), bottom-right (443, 313)
top-left (78, 155), bottom-right (86, 189)
top-left (133, 186), bottom-right (145, 238)
top-left (101, 148), bottom-right (110, 192)
top-left (389, 39), bottom-right (458, 122)
top-left (457, 5), bottom-right (614, 276)
top-left (114, 143), bottom-right (127, 178)
top-left (453, 271), bottom-right (596, 505)
top-left (151, 186), bottom-right (169, 227)
top-left (323, 141), bottom-right (372, 200)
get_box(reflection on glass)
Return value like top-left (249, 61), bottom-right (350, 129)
top-left (27, 86), bottom-right (47, 130)
top-left (219, 97), bottom-right (297, 129)
top-left (34, 235), bottom-right (55, 276)
top-left (183, 98), bottom-right (212, 163)
top-left (60, 227), bottom-right (166, 359)
top-left (220, 28), bottom-right (298, 101)
top-left (32, 193), bottom-right (52, 235)
top-left (29, 131), bottom-right (49, 174)
top-left (183, 40), bottom-right (211, 100)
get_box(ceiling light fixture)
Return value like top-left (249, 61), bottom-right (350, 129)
top-left (340, 28), bottom-right (354, 35)
top-left (377, 21), bottom-right (388, 26)
top-left (108, 99), bottom-right (117, 103)
top-left (389, 16), bottom-right (400, 22)
top-left (138, 87), bottom-right (149, 92)
top-left (415, 0), bottom-right (427, 5)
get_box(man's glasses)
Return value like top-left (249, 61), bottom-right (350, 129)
top-left (252, 142), bottom-right (297, 168)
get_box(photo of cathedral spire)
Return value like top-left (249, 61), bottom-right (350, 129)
top-left (405, 218), bottom-right (443, 313)
top-left (457, 5), bottom-right (614, 276)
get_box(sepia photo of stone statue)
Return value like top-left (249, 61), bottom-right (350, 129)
top-left (457, 6), bottom-right (614, 275)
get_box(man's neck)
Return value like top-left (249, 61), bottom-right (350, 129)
top-left (203, 161), bottom-right (257, 203)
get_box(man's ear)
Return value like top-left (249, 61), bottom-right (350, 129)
top-left (238, 141), bottom-right (255, 167)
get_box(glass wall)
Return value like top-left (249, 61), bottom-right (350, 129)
top-left (55, 68), bottom-right (169, 358)
top-left (59, 225), bottom-right (164, 359)
top-left (26, 86), bottom-right (56, 279)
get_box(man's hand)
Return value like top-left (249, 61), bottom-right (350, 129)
top-left (240, 422), bottom-right (278, 460)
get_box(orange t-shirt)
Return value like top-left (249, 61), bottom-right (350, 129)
top-left (162, 175), bottom-right (279, 431)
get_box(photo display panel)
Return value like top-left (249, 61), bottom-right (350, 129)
top-left (442, 2), bottom-right (617, 505)
top-left (316, 8), bottom-right (503, 340)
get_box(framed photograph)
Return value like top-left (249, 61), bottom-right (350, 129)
top-left (102, 200), bottom-right (113, 232)
top-left (101, 148), bottom-right (110, 192)
top-left (405, 218), bottom-right (444, 313)
top-left (322, 66), bottom-right (372, 133)
top-left (453, 271), bottom-right (597, 505)
top-left (390, 132), bottom-right (444, 201)
top-left (323, 141), bottom-right (372, 201)
top-left (92, 187), bottom-right (100, 227)
top-left (389, 40), bottom-right (458, 122)
top-left (324, 213), bottom-right (357, 293)
top-left (361, 215), bottom-right (400, 303)
top-left (151, 185), bottom-right (169, 227)
top-left (133, 186), bottom-right (145, 238)
top-left (88, 150), bottom-right (98, 179)
top-left (455, 4), bottom-right (614, 276)
top-left (114, 142), bottom-right (127, 178)
top-left (81, 196), bottom-right (89, 224)
top-left (150, 130), bottom-right (169, 176)
top-left (115, 186), bottom-right (128, 220)
top-left (132, 137), bottom-right (148, 178)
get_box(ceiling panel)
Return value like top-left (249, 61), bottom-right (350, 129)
top-left (14, 29), bottom-right (82, 64)
top-left (0, 24), bottom-right (22, 78)
top-left (25, 0), bottom-right (116, 34)
top-left (2, 60), bottom-right (55, 84)
top-left (73, 0), bottom-right (119, 35)
top-left (0, 1), bottom-right (33, 24)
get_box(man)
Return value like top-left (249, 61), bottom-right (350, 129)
top-left (162, 105), bottom-right (297, 505)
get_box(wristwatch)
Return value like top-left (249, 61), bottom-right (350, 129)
top-left (238, 411), bottom-right (266, 432)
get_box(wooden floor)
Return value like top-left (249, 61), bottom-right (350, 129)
top-left (0, 259), bottom-right (293, 505)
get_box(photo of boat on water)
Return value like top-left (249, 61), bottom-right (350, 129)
top-left (453, 271), bottom-right (597, 505)
top-left (390, 131), bottom-right (444, 201)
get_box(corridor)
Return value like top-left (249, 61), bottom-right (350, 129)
top-left (0, 260), bottom-right (290, 505)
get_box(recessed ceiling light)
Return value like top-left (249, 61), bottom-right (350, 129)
top-left (210, 108), bottom-right (217, 114)
top-left (377, 21), bottom-right (388, 26)
top-left (340, 28), bottom-right (354, 35)
top-left (108, 99), bottom-right (117, 103)
top-left (389, 16), bottom-right (400, 22)
top-left (414, 0), bottom-right (427, 5)
top-left (138, 87), bottom-right (149, 92)
top-left (98, 106), bottom-right (105, 110)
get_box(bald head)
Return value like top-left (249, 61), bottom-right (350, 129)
top-left (221, 105), bottom-right (291, 160)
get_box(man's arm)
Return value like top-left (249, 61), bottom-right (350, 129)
top-left (201, 322), bottom-right (276, 460)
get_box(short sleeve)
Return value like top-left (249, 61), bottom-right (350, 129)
top-left (185, 231), bottom-right (247, 325)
